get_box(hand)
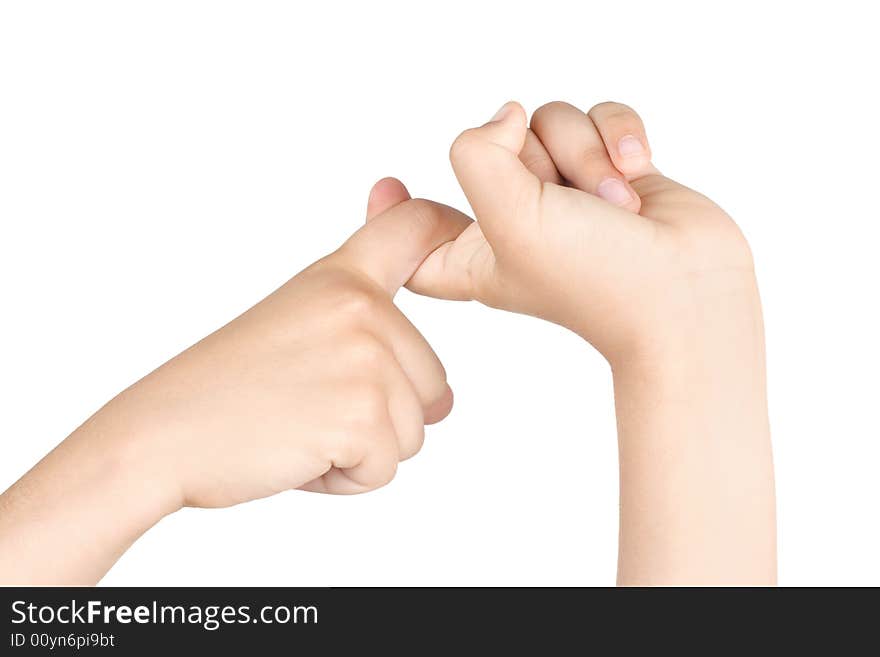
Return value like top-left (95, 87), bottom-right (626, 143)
top-left (0, 196), bottom-right (471, 583)
top-left (114, 196), bottom-right (472, 504)
top-left (404, 100), bottom-right (775, 584)
top-left (407, 100), bottom-right (758, 366)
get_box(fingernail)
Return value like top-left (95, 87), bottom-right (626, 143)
top-left (618, 135), bottom-right (646, 158)
top-left (490, 102), bottom-right (513, 123)
top-left (597, 178), bottom-right (633, 206)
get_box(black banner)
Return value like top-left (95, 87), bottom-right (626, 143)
top-left (0, 587), bottom-right (871, 652)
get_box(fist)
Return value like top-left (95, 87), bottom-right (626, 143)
top-left (406, 100), bottom-right (757, 365)
top-left (113, 195), bottom-right (471, 508)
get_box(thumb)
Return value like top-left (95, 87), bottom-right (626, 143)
top-left (338, 197), bottom-right (472, 297)
top-left (448, 101), bottom-right (542, 246)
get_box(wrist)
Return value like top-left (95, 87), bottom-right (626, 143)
top-left (608, 268), bottom-right (764, 378)
top-left (0, 398), bottom-right (182, 584)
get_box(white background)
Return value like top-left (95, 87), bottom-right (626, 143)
top-left (1, 1), bottom-right (877, 586)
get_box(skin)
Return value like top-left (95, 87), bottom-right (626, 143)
top-left (0, 100), bottom-right (775, 586)
top-left (404, 100), bottom-right (776, 585)
top-left (0, 198), bottom-right (471, 584)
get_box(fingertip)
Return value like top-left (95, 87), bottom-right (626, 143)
top-left (488, 100), bottom-right (526, 124)
top-left (596, 177), bottom-right (643, 213)
top-left (366, 177), bottom-right (411, 222)
top-left (586, 102), bottom-right (657, 180)
top-left (484, 100), bottom-right (527, 152)
top-left (372, 176), bottom-right (409, 197)
top-left (424, 384), bottom-right (454, 425)
top-left (614, 136), bottom-right (655, 178)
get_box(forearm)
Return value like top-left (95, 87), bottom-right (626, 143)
top-left (611, 275), bottom-right (776, 585)
top-left (0, 397), bottom-right (178, 585)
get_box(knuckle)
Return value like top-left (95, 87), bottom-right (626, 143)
top-left (353, 380), bottom-right (390, 422)
top-left (373, 456), bottom-right (398, 488)
top-left (400, 198), bottom-right (442, 234)
top-left (589, 101), bottom-right (642, 128)
top-left (331, 283), bottom-right (384, 326)
top-left (520, 151), bottom-right (556, 176)
top-left (532, 100), bottom-right (574, 123)
top-left (330, 388), bottom-right (393, 467)
top-left (330, 433), bottom-right (362, 469)
top-left (344, 337), bottom-right (391, 376)
top-left (449, 128), bottom-right (482, 162)
top-left (400, 428), bottom-right (425, 461)
top-left (580, 143), bottom-right (614, 167)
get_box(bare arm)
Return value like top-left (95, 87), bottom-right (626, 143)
top-left (613, 273), bottom-right (775, 584)
top-left (0, 195), bottom-right (469, 584)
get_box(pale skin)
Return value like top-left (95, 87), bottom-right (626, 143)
top-left (0, 100), bottom-right (775, 585)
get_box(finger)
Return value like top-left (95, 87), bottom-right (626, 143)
top-left (587, 102), bottom-right (658, 180)
top-left (520, 129), bottom-right (563, 184)
top-left (448, 101), bottom-right (543, 247)
top-left (531, 101), bottom-right (641, 212)
top-left (423, 385), bottom-right (453, 425)
top-left (383, 363), bottom-right (427, 460)
top-left (339, 198), bottom-right (472, 296)
top-left (380, 303), bottom-right (452, 417)
top-left (366, 177), bottom-right (411, 221)
top-left (300, 421), bottom-right (400, 495)
top-left (337, 444), bottom-right (397, 490)
top-left (405, 221), bottom-right (487, 302)
top-left (585, 104), bottom-right (717, 229)
top-left (302, 448), bottom-right (398, 494)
